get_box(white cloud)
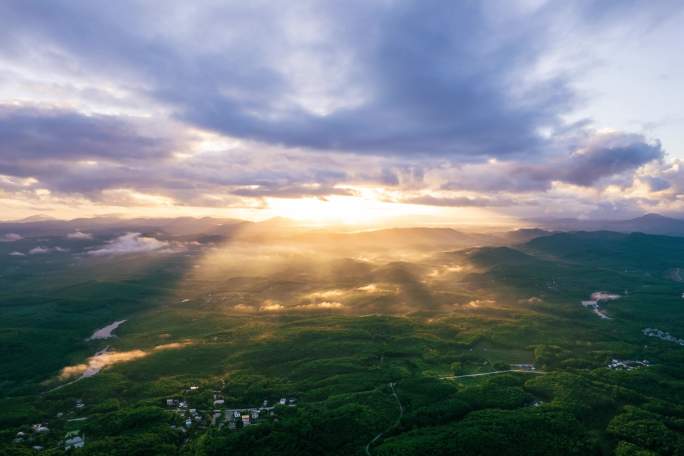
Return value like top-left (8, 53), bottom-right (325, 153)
top-left (294, 301), bottom-right (344, 310)
top-left (58, 341), bottom-right (190, 380)
top-left (28, 246), bottom-right (68, 254)
top-left (0, 233), bottom-right (23, 242)
top-left (88, 232), bottom-right (176, 256)
top-left (9, 251), bottom-right (25, 256)
top-left (67, 230), bottom-right (93, 240)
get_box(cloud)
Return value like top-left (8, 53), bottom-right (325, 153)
top-left (9, 251), bottom-right (25, 256)
top-left (438, 132), bottom-right (664, 193)
top-left (294, 301), bottom-right (344, 310)
top-left (59, 349), bottom-right (148, 379)
top-left (88, 232), bottom-right (175, 256)
top-left (0, 105), bottom-right (182, 162)
top-left (28, 246), bottom-right (67, 254)
top-left (230, 184), bottom-right (355, 199)
top-left (67, 230), bottom-right (93, 240)
top-left (58, 342), bottom-right (190, 380)
top-left (0, 233), bottom-right (22, 242)
top-left (641, 176), bottom-right (671, 192)
top-left (260, 300), bottom-right (285, 312)
top-left (153, 340), bottom-right (193, 351)
top-left (0, 1), bottom-right (577, 159)
top-left (558, 133), bottom-right (663, 186)
top-left (401, 195), bottom-right (518, 208)
top-left (0, 1), bottom-right (681, 219)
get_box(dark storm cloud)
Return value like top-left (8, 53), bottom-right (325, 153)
top-left (0, 0), bottom-right (675, 162)
top-left (0, 0), bottom-right (576, 159)
top-left (0, 0), bottom-right (679, 217)
top-left (182, 2), bottom-right (573, 158)
top-left (440, 133), bottom-right (664, 193)
top-left (559, 135), bottom-right (663, 186)
top-left (0, 106), bottom-right (179, 163)
top-left (642, 176), bottom-right (671, 192)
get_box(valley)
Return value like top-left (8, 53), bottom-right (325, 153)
top-left (1, 218), bottom-right (684, 455)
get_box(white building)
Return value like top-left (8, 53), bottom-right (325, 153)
top-left (65, 436), bottom-right (85, 450)
top-left (32, 424), bottom-right (49, 433)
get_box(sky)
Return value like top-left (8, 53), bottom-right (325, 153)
top-left (0, 0), bottom-right (683, 226)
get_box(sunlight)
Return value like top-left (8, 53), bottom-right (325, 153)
top-left (264, 192), bottom-right (512, 228)
top-left (265, 194), bottom-right (434, 227)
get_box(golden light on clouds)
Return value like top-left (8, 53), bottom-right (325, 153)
top-left (1, 174), bottom-right (519, 228)
top-left (265, 190), bottom-right (516, 228)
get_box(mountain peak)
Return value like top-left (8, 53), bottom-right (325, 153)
top-left (18, 214), bottom-right (58, 223)
top-left (635, 213), bottom-right (671, 221)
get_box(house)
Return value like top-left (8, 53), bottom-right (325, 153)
top-left (64, 431), bottom-right (85, 450)
top-left (185, 418), bottom-right (193, 428)
top-left (250, 410), bottom-right (259, 420)
top-left (241, 415), bottom-right (251, 426)
top-left (233, 411), bottom-right (241, 419)
top-left (75, 399), bottom-right (85, 409)
top-left (189, 385), bottom-right (199, 391)
top-left (279, 398), bottom-right (287, 405)
top-left (213, 399), bottom-right (225, 406)
top-left (32, 423), bottom-right (49, 433)
top-left (166, 399), bottom-right (178, 407)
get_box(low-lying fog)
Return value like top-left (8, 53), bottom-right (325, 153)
top-left (2, 218), bottom-right (529, 315)
top-left (170, 225), bottom-right (498, 315)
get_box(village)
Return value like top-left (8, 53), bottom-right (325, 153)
top-left (12, 399), bottom-right (87, 452)
top-left (607, 359), bottom-right (650, 370)
top-left (643, 328), bottom-right (684, 346)
top-left (165, 385), bottom-right (298, 432)
top-left (10, 384), bottom-right (297, 452)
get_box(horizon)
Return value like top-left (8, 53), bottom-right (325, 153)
top-left (2, 211), bottom-right (683, 235)
top-left (3, 4), bottom-right (684, 452)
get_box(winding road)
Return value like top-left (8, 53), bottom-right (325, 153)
top-left (440, 369), bottom-right (546, 380)
top-left (364, 382), bottom-right (404, 456)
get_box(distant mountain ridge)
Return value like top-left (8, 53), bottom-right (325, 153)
top-left (532, 213), bottom-right (684, 237)
top-left (0, 216), bottom-right (247, 238)
top-left (3, 213), bottom-right (683, 244)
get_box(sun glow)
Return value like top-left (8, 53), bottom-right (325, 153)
top-left (265, 195), bottom-right (432, 227)
top-left (265, 193), bottom-right (516, 228)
